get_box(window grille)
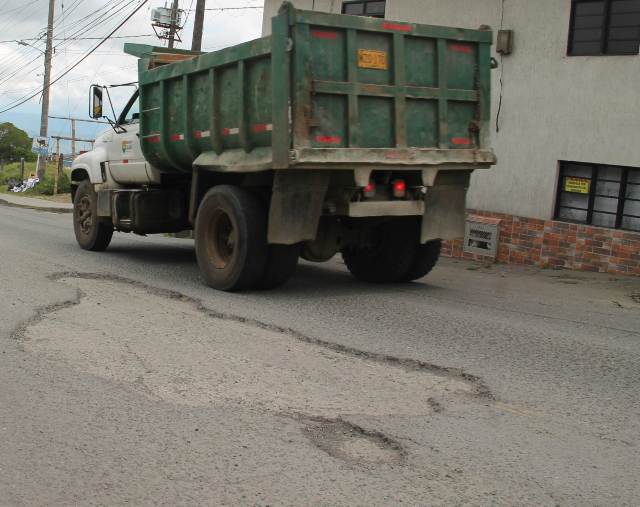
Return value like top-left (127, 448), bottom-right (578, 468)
top-left (555, 161), bottom-right (640, 232)
top-left (568, 0), bottom-right (640, 55)
top-left (342, 1), bottom-right (386, 18)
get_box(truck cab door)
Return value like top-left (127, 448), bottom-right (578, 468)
top-left (107, 91), bottom-right (158, 184)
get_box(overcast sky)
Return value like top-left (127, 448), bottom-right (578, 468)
top-left (0, 0), bottom-right (264, 152)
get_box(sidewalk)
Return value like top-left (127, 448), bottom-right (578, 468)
top-left (0, 193), bottom-right (73, 213)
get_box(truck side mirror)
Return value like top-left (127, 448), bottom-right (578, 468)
top-left (90, 85), bottom-right (103, 119)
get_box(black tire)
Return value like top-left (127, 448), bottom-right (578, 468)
top-left (195, 185), bottom-right (268, 291)
top-left (401, 239), bottom-right (441, 282)
top-left (257, 243), bottom-right (300, 290)
top-left (342, 221), bottom-right (417, 283)
top-left (73, 180), bottom-right (113, 251)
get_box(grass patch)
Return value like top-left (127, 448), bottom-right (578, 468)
top-left (1, 161), bottom-right (71, 197)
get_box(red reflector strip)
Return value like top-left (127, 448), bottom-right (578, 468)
top-left (452, 137), bottom-right (472, 145)
top-left (315, 135), bottom-right (341, 145)
top-left (382, 22), bottom-right (412, 32)
top-left (222, 127), bottom-right (239, 136)
top-left (251, 123), bottom-right (273, 133)
top-left (311, 30), bottom-right (338, 39)
top-left (450, 44), bottom-right (473, 54)
top-left (122, 160), bottom-right (128, 164)
top-left (170, 133), bottom-right (184, 142)
top-left (145, 135), bottom-right (161, 144)
top-left (194, 130), bottom-right (211, 139)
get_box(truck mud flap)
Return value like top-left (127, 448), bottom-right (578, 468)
top-left (268, 170), bottom-right (329, 245)
top-left (421, 185), bottom-right (467, 243)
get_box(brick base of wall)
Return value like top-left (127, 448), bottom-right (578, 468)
top-left (441, 210), bottom-right (640, 277)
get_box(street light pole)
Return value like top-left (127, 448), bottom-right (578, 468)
top-left (36, 0), bottom-right (55, 180)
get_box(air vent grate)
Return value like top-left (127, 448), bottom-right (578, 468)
top-left (464, 218), bottom-right (500, 258)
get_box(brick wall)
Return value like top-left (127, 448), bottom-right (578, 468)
top-left (441, 210), bottom-right (640, 277)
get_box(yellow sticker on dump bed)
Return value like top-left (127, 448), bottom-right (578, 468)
top-left (358, 49), bottom-right (388, 70)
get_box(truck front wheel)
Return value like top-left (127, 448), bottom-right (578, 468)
top-left (195, 186), bottom-right (269, 291)
top-left (73, 180), bottom-right (113, 251)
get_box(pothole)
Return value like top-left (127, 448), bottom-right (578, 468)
top-left (550, 275), bottom-right (582, 285)
top-left (303, 417), bottom-right (404, 465)
top-left (17, 274), bottom-right (486, 420)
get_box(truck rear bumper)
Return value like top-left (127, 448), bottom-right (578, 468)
top-left (194, 147), bottom-right (496, 174)
top-left (291, 147), bottom-right (497, 169)
top-left (348, 200), bottom-right (424, 217)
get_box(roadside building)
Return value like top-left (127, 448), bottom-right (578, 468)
top-left (262, 0), bottom-right (640, 276)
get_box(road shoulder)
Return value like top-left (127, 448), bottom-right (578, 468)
top-left (0, 193), bottom-right (72, 213)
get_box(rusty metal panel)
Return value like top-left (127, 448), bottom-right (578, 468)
top-left (296, 9), bottom-right (493, 155)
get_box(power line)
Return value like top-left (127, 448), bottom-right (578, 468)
top-left (0, 34), bottom-right (155, 44)
top-left (0, 0), bottom-right (150, 115)
top-left (0, 0), bottom-right (45, 39)
top-left (185, 6), bottom-right (263, 10)
top-left (52, 0), bottom-right (86, 25)
top-left (0, 0), bottom-right (126, 81)
top-left (0, 0), bottom-right (138, 89)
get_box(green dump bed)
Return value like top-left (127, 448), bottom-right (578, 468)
top-left (127, 3), bottom-right (495, 174)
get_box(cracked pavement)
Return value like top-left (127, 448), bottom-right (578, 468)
top-left (1, 204), bottom-right (640, 506)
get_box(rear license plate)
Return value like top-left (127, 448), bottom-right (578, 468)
top-left (358, 49), bottom-right (388, 70)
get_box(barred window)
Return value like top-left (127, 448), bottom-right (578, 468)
top-left (568, 0), bottom-right (640, 55)
top-left (555, 161), bottom-right (640, 231)
top-left (342, 1), bottom-right (386, 18)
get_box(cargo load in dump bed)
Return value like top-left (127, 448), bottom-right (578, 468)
top-left (71, 2), bottom-right (497, 291)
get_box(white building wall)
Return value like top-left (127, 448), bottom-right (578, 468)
top-left (263, 0), bottom-right (342, 34)
top-left (263, 0), bottom-right (640, 220)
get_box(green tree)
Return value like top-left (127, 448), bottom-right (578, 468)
top-left (0, 122), bottom-right (37, 163)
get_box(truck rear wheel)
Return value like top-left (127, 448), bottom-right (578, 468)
top-left (195, 185), bottom-right (268, 291)
top-left (401, 239), bottom-right (442, 282)
top-left (73, 180), bottom-right (113, 251)
top-left (342, 221), bottom-right (417, 283)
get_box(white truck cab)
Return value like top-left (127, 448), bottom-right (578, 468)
top-left (71, 89), bottom-right (162, 189)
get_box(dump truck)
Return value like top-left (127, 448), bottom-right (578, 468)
top-left (71, 2), bottom-right (496, 291)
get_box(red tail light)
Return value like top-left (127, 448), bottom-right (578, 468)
top-left (392, 179), bottom-right (406, 198)
top-left (363, 181), bottom-right (376, 198)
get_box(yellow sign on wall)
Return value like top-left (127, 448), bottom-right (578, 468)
top-left (358, 49), bottom-right (388, 70)
top-left (564, 176), bottom-right (590, 194)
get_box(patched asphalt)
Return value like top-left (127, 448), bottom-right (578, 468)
top-left (1, 204), bottom-right (639, 505)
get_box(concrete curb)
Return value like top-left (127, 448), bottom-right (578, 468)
top-left (0, 197), bottom-right (73, 214)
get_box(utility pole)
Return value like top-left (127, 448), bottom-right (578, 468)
top-left (191, 0), bottom-right (206, 51)
top-left (36, 0), bottom-right (55, 180)
top-left (168, 0), bottom-right (180, 49)
top-left (71, 118), bottom-right (76, 158)
top-left (54, 153), bottom-right (63, 195)
top-left (49, 116), bottom-right (106, 160)
top-left (50, 135), bottom-right (95, 145)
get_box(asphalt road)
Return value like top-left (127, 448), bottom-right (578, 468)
top-left (1, 203), bottom-right (639, 506)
